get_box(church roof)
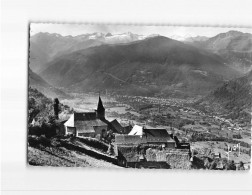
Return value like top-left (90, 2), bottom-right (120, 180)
top-left (97, 96), bottom-right (105, 112)
top-left (64, 112), bottom-right (107, 133)
top-left (75, 119), bottom-right (107, 133)
top-left (74, 112), bottom-right (96, 121)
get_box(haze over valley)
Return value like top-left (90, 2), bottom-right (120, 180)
top-left (28, 25), bottom-right (251, 169)
top-left (30, 29), bottom-right (252, 98)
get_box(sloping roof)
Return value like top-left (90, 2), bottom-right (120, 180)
top-left (75, 119), bottom-right (107, 132)
top-left (144, 128), bottom-right (174, 143)
top-left (64, 112), bottom-right (107, 133)
top-left (122, 125), bottom-right (133, 134)
top-left (64, 114), bottom-right (74, 127)
top-left (128, 125), bottom-right (174, 143)
top-left (115, 130), bottom-right (174, 145)
top-left (115, 134), bottom-right (144, 145)
top-left (110, 119), bottom-right (124, 133)
top-left (64, 112), bottom-right (97, 127)
top-left (144, 128), bottom-right (169, 137)
top-left (128, 125), bottom-right (143, 135)
top-left (74, 112), bottom-right (97, 121)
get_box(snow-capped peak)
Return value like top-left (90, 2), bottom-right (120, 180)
top-left (49, 32), bottom-right (160, 44)
top-left (85, 32), bottom-right (159, 44)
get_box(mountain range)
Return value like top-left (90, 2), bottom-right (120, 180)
top-left (169, 35), bottom-right (209, 42)
top-left (29, 30), bottom-right (252, 99)
top-left (29, 32), bottom-right (157, 73)
top-left (38, 36), bottom-right (240, 97)
top-left (188, 30), bottom-right (252, 73)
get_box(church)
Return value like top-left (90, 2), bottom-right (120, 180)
top-left (64, 96), bottom-right (108, 138)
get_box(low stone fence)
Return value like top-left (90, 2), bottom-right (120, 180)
top-left (146, 148), bottom-right (191, 169)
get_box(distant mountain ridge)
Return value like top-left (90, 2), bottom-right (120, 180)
top-left (184, 36), bottom-right (209, 43)
top-left (30, 30), bottom-right (252, 75)
top-left (30, 33), bottom-right (103, 73)
top-left (202, 30), bottom-right (252, 52)
top-left (169, 35), bottom-right (209, 42)
top-left (29, 32), bottom-right (158, 73)
top-left (40, 36), bottom-right (240, 97)
top-left (189, 30), bottom-right (252, 73)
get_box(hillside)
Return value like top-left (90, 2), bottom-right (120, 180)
top-left (28, 87), bottom-right (71, 123)
top-left (28, 135), bottom-right (119, 168)
top-left (40, 36), bottom-right (239, 97)
top-left (27, 88), bottom-right (119, 168)
top-left (190, 30), bottom-right (252, 73)
top-left (29, 67), bottom-right (70, 99)
top-left (195, 71), bottom-right (252, 121)
top-left (29, 66), bottom-right (50, 87)
top-left (28, 87), bottom-right (53, 123)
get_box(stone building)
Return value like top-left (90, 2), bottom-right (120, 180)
top-left (64, 96), bottom-right (108, 138)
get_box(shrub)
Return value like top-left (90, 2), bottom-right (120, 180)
top-left (28, 115), bottom-right (58, 138)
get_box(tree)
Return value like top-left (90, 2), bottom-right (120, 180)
top-left (53, 98), bottom-right (60, 119)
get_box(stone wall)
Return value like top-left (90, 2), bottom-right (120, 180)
top-left (115, 141), bottom-right (191, 169)
top-left (117, 145), bottom-right (139, 162)
top-left (145, 148), bottom-right (191, 169)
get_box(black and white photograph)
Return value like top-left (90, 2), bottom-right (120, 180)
top-left (2, 0), bottom-right (252, 194)
top-left (28, 23), bottom-right (251, 170)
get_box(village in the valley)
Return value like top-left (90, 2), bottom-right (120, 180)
top-left (28, 90), bottom-right (251, 170)
top-left (27, 25), bottom-right (252, 170)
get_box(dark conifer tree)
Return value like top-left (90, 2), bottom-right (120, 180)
top-left (53, 98), bottom-right (59, 119)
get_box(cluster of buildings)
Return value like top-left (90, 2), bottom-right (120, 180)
top-left (62, 96), bottom-right (175, 146)
top-left (63, 96), bottom-right (131, 138)
top-left (59, 96), bottom-right (193, 169)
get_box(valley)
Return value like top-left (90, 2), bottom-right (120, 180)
top-left (28, 27), bottom-right (252, 169)
top-left (58, 91), bottom-right (251, 167)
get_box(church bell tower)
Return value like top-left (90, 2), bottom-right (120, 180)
top-left (96, 95), bottom-right (105, 119)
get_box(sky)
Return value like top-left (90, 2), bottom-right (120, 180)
top-left (30, 23), bottom-right (252, 38)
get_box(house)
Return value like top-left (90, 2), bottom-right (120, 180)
top-left (144, 128), bottom-right (173, 145)
top-left (122, 124), bottom-right (133, 134)
top-left (128, 125), bottom-right (143, 135)
top-left (106, 119), bottom-right (133, 134)
top-left (109, 119), bottom-right (125, 134)
top-left (126, 125), bottom-right (176, 148)
top-left (64, 96), bottom-right (108, 138)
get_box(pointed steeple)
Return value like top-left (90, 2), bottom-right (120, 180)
top-left (97, 95), bottom-right (105, 112)
top-left (96, 95), bottom-right (105, 119)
